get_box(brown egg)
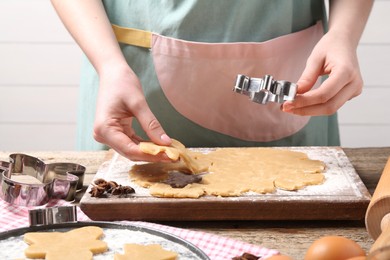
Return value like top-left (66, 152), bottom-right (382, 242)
top-left (345, 257), bottom-right (367, 260)
top-left (267, 255), bottom-right (294, 260)
top-left (304, 236), bottom-right (366, 260)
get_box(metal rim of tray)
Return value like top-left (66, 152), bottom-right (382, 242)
top-left (0, 221), bottom-right (210, 260)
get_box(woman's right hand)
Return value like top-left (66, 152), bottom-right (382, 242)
top-left (93, 64), bottom-right (172, 162)
top-left (50, 0), bottom-right (172, 162)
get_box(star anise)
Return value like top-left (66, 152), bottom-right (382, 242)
top-left (89, 185), bottom-right (106, 198)
top-left (90, 178), bottom-right (134, 198)
top-left (93, 178), bottom-right (107, 186)
top-left (111, 185), bottom-right (135, 196)
top-left (232, 252), bottom-right (261, 260)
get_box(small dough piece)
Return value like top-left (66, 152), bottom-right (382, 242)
top-left (23, 226), bottom-right (107, 259)
top-left (114, 243), bottom-right (178, 260)
top-left (139, 139), bottom-right (208, 173)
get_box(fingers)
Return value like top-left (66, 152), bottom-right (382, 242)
top-left (94, 119), bottom-right (172, 162)
top-left (296, 52), bottom-right (323, 95)
top-left (283, 68), bottom-right (363, 116)
top-left (94, 67), bottom-right (173, 162)
top-left (119, 118), bottom-right (144, 145)
top-left (287, 80), bottom-right (360, 116)
top-left (294, 67), bottom-right (346, 108)
top-left (132, 100), bottom-right (172, 146)
top-left (281, 30), bottom-right (365, 116)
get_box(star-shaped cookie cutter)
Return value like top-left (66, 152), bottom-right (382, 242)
top-left (233, 74), bottom-right (297, 104)
top-left (0, 153), bottom-right (85, 206)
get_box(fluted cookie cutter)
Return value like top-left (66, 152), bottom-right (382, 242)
top-left (28, 205), bottom-right (77, 226)
top-left (233, 74), bottom-right (297, 104)
top-left (0, 153), bottom-right (86, 206)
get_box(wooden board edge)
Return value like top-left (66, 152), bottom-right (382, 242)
top-left (80, 198), bottom-right (370, 221)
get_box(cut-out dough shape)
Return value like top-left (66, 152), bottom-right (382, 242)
top-left (23, 226), bottom-right (107, 260)
top-left (114, 243), bottom-right (177, 260)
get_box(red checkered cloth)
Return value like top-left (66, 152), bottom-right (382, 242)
top-left (0, 199), bottom-right (278, 260)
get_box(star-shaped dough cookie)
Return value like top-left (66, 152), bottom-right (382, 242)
top-left (114, 243), bottom-right (177, 260)
top-left (23, 226), bottom-right (107, 260)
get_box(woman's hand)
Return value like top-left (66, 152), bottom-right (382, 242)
top-left (93, 64), bottom-right (172, 162)
top-left (282, 31), bottom-right (363, 116)
top-left (282, 0), bottom-right (373, 116)
top-left (50, 0), bottom-right (172, 161)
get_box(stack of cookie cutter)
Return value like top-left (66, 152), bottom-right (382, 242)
top-left (0, 153), bottom-right (86, 207)
top-left (233, 74), bottom-right (297, 104)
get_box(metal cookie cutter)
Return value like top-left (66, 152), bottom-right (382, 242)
top-left (29, 205), bottom-right (77, 226)
top-left (233, 74), bottom-right (297, 104)
top-left (0, 153), bottom-right (86, 206)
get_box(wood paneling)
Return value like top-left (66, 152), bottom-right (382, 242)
top-left (358, 45), bottom-right (390, 87)
top-left (340, 125), bottom-right (390, 148)
top-left (0, 86), bottom-right (78, 122)
top-left (0, 44), bottom-right (81, 86)
top-left (338, 88), bottom-right (390, 125)
top-left (360, 0), bottom-right (390, 44)
top-left (0, 0), bottom-right (74, 42)
top-left (0, 124), bottom-right (77, 150)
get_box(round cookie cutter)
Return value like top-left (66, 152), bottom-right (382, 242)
top-left (0, 153), bottom-right (86, 206)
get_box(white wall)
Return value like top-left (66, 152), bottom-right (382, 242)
top-left (0, 0), bottom-right (388, 150)
top-left (338, 0), bottom-right (390, 147)
top-left (0, 0), bottom-right (80, 151)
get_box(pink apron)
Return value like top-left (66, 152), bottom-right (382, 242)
top-left (113, 21), bottom-right (324, 142)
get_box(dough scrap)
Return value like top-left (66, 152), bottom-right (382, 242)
top-left (114, 243), bottom-right (177, 260)
top-left (23, 226), bottom-right (107, 260)
top-left (131, 144), bottom-right (326, 198)
top-left (139, 141), bottom-right (181, 161)
top-left (139, 139), bottom-right (208, 173)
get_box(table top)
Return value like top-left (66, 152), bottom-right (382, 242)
top-left (1, 147), bottom-right (390, 259)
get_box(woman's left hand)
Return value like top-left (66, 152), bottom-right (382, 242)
top-left (282, 30), bottom-right (363, 116)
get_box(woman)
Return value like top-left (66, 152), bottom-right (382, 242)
top-left (50, 0), bottom-right (373, 162)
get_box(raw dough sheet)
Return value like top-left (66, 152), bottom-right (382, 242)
top-left (92, 147), bottom-right (369, 200)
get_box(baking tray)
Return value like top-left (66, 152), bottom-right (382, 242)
top-left (80, 147), bottom-right (371, 221)
top-left (0, 221), bottom-right (209, 260)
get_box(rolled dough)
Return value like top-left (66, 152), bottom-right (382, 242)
top-left (132, 141), bottom-right (326, 198)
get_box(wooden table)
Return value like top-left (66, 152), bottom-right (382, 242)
top-left (1, 147), bottom-right (390, 259)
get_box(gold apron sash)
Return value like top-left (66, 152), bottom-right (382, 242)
top-left (112, 24), bottom-right (152, 48)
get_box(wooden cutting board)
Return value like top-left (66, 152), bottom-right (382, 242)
top-left (80, 147), bottom-right (371, 221)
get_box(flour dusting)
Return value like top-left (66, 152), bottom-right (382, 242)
top-left (89, 147), bottom-right (366, 200)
